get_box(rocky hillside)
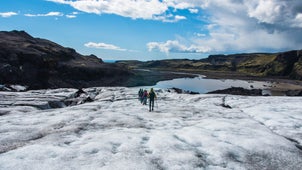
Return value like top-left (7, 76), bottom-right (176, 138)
top-left (118, 50), bottom-right (302, 80)
top-left (0, 30), bottom-right (132, 89)
top-left (204, 51), bottom-right (302, 79)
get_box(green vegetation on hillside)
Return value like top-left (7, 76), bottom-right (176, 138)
top-left (117, 50), bottom-right (302, 80)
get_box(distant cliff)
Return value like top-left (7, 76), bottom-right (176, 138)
top-left (118, 50), bottom-right (302, 80)
top-left (203, 51), bottom-right (302, 79)
top-left (0, 30), bottom-right (132, 89)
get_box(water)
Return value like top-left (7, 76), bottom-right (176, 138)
top-left (103, 60), bottom-right (116, 63)
top-left (143, 75), bottom-right (273, 94)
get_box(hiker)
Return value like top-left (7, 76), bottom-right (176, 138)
top-left (142, 90), bottom-right (148, 105)
top-left (138, 88), bottom-right (143, 103)
top-left (148, 88), bottom-right (157, 112)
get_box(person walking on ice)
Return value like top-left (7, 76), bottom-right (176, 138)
top-left (138, 88), bottom-right (143, 103)
top-left (148, 88), bottom-right (157, 112)
top-left (142, 90), bottom-right (148, 105)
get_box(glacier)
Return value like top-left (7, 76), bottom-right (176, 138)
top-left (0, 87), bottom-right (302, 170)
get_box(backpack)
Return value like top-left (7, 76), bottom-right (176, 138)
top-left (149, 91), bottom-right (155, 99)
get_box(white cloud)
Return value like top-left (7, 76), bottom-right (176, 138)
top-left (147, 40), bottom-right (210, 54)
top-left (152, 14), bottom-right (186, 23)
top-left (246, 0), bottom-right (302, 28)
top-left (48, 0), bottom-right (168, 20)
top-left (24, 14), bottom-right (35, 17)
top-left (204, 0), bottom-right (302, 51)
top-left (85, 42), bottom-right (127, 51)
top-left (66, 15), bottom-right (76, 18)
top-left (188, 8), bottom-right (198, 14)
top-left (49, 0), bottom-right (302, 54)
top-left (25, 12), bottom-right (63, 17)
top-left (47, 0), bottom-right (204, 22)
top-left (0, 12), bottom-right (17, 18)
top-left (174, 15), bottom-right (186, 21)
top-left (195, 33), bottom-right (206, 37)
top-left (167, 1), bottom-right (194, 9)
top-left (66, 12), bottom-right (79, 18)
top-left (246, 0), bottom-right (287, 24)
top-left (147, 0), bottom-right (302, 54)
top-left (45, 12), bottom-right (63, 16)
top-left (293, 13), bottom-right (302, 28)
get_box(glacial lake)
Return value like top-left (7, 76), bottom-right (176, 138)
top-left (142, 75), bottom-right (276, 95)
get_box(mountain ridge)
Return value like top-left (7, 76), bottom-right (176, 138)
top-left (117, 49), bottom-right (302, 80)
top-left (0, 30), bottom-right (132, 89)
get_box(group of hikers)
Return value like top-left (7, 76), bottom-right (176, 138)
top-left (138, 88), bottom-right (157, 112)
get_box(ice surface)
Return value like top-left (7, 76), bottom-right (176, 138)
top-left (0, 87), bottom-right (301, 169)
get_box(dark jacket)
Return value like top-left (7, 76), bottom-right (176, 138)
top-left (148, 91), bottom-right (156, 100)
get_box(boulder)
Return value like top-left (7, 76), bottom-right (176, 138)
top-left (207, 87), bottom-right (263, 96)
top-left (285, 90), bottom-right (302, 96)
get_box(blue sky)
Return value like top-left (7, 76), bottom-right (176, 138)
top-left (1, 0), bottom-right (302, 61)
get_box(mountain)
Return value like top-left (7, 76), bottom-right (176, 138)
top-left (204, 51), bottom-right (302, 79)
top-left (118, 50), bottom-right (302, 80)
top-left (0, 30), bottom-right (132, 89)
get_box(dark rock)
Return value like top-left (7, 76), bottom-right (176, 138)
top-left (262, 93), bottom-right (271, 96)
top-left (83, 96), bottom-right (94, 103)
top-left (0, 30), bottom-right (132, 89)
top-left (221, 103), bottom-right (232, 109)
top-left (285, 90), bottom-right (302, 96)
top-left (63, 88), bottom-right (95, 106)
top-left (75, 88), bottom-right (87, 98)
top-left (170, 87), bottom-right (183, 94)
top-left (221, 96), bottom-right (232, 108)
top-left (207, 87), bottom-right (263, 96)
top-left (48, 101), bottom-right (66, 108)
top-left (189, 91), bottom-right (200, 95)
top-left (168, 87), bottom-right (199, 94)
top-left (295, 144), bottom-right (302, 151)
